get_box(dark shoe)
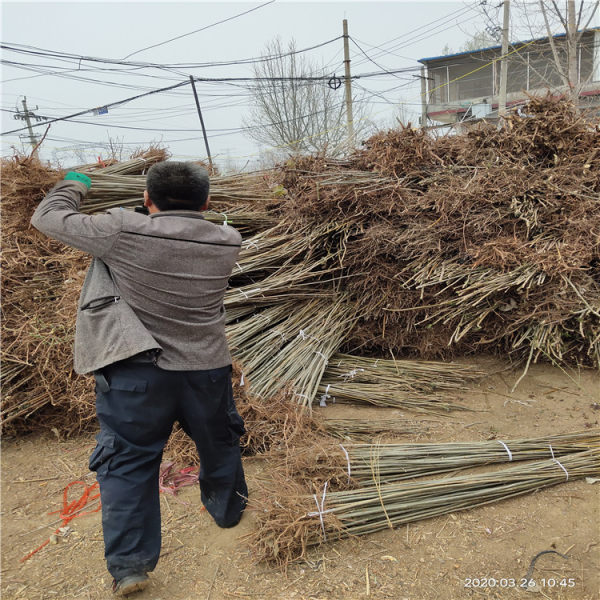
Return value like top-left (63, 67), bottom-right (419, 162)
top-left (112, 574), bottom-right (149, 596)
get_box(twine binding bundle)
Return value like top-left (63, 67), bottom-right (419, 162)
top-left (248, 445), bottom-right (600, 564)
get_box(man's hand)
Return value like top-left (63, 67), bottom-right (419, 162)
top-left (64, 172), bottom-right (92, 189)
top-left (31, 172), bottom-right (120, 258)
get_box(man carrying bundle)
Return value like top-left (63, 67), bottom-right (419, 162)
top-left (31, 162), bottom-right (248, 596)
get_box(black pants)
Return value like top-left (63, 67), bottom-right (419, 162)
top-left (89, 361), bottom-right (247, 580)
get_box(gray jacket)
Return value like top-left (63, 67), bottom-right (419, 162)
top-left (31, 180), bottom-right (242, 374)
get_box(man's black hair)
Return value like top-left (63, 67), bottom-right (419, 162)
top-left (146, 161), bottom-right (210, 211)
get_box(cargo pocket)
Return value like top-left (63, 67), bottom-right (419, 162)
top-left (108, 378), bottom-right (147, 393)
top-left (89, 431), bottom-right (118, 476)
top-left (94, 371), bottom-right (148, 395)
top-left (227, 394), bottom-right (246, 446)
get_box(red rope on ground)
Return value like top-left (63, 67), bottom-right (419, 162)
top-left (20, 481), bottom-right (101, 563)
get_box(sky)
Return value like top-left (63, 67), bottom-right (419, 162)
top-left (2, 0), bottom-right (593, 170)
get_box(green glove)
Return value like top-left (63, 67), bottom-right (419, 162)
top-left (64, 171), bottom-right (92, 189)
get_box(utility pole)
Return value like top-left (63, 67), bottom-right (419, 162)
top-left (498, 0), bottom-right (510, 118)
top-left (13, 97), bottom-right (40, 158)
top-left (189, 76), bottom-right (213, 171)
top-left (342, 19), bottom-right (355, 147)
top-left (420, 66), bottom-right (428, 129)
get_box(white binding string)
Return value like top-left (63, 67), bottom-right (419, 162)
top-left (307, 481), bottom-right (331, 540)
top-left (244, 241), bottom-right (259, 250)
top-left (235, 262), bottom-right (242, 272)
top-left (320, 384), bottom-right (331, 407)
top-left (315, 350), bottom-right (328, 363)
top-left (339, 368), bottom-right (364, 381)
top-left (240, 372), bottom-right (245, 387)
top-left (339, 444), bottom-right (351, 484)
top-left (297, 329), bottom-right (320, 343)
top-left (549, 444), bottom-right (569, 481)
top-left (498, 440), bottom-right (513, 461)
top-left (221, 213), bottom-right (228, 227)
top-left (239, 288), bottom-right (261, 299)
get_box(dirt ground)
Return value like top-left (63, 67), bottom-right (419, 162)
top-left (2, 358), bottom-right (599, 600)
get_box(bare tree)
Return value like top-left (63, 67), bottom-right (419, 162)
top-left (106, 135), bottom-right (125, 162)
top-left (537, 0), bottom-right (599, 99)
top-left (482, 1), bottom-right (599, 102)
top-left (243, 38), bottom-right (373, 158)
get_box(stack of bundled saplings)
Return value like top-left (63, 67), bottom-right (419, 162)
top-left (0, 154), bottom-right (395, 442)
top-left (2, 150), bottom-right (483, 435)
top-left (277, 95), bottom-right (600, 373)
top-left (1, 156), bottom-right (91, 433)
top-left (0, 149), bottom-right (253, 431)
top-left (248, 437), bottom-right (599, 565)
top-left (2, 96), bottom-right (598, 436)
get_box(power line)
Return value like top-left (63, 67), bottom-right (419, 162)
top-left (351, 36), bottom-right (415, 62)
top-left (351, 4), bottom-right (479, 67)
top-left (349, 3), bottom-right (499, 72)
top-left (122, 0), bottom-right (276, 59)
top-left (1, 36), bottom-right (344, 71)
top-left (1, 80), bottom-right (191, 136)
top-left (349, 37), bottom-right (410, 81)
top-left (3, 97), bottom-right (350, 136)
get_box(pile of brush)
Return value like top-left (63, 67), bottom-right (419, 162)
top-left (0, 150), bottom-right (282, 433)
top-left (2, 95), bottom-right (598, 436)
top-left (1, 155), bottom-right (92, 433)
top-left (277, 95), bottom-right (600, 373)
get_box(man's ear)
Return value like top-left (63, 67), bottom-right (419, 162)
top-left (143, 190), bottom-right (160, 214)
top-left (200, 195), bottom-right (210, 212)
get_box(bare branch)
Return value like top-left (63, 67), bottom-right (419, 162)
top-left (576, 0), bottom-right (585, 29)
top-left (539, 0), bottom-right (569, 83)
top-left (580, 1), bottom-right (599, 32)
top-left (550, 0), bottom-right (569, 29)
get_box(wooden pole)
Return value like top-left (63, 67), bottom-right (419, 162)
top-left (566, 0), bottom-right (578, 101)
top-left (420, 66), bottom-right (428, 128)
top-left (343, 19), bottom-right (355, 147)
top-left (189, 76), bottom-right (213, 170)
top-left (498, 0), bottom-right (510, 117)
top-left (21, 97), bottom-right (39, 158)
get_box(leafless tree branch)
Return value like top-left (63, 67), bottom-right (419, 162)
top-left (243, 37), bottom-right (373, 158)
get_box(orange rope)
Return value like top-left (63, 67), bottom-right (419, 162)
top-left (20, 481), bottom-right (101, 563)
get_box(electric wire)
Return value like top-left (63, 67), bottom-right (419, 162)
top-left (350, 4), bottom-right (481, 67)
top-left (1, 36), bottom-right (343, 71)
top-left (122, 0), bottom-right (276, 60)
